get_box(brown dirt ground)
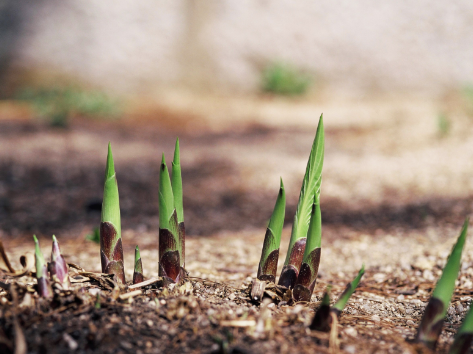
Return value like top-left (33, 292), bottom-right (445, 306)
top-left (1, 93), bottom-right (473, 353)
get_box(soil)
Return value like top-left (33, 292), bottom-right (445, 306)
top-left (1, 94), bottom-right (473, 353)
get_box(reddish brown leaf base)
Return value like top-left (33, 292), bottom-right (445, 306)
top-left (257, 247), bottom-right (279, 283)
top-left (278, 238), bottom-right (306, 289)
top-left (310, 306), bottom-right (341, 332)
top-left (414, 297), bottom-right (444, 350)
top-left (100, 222), bottom-right (125, 284)
top-left (293, 248), bottom-right (321, 302)
top-left (449, 333), bottom-right (473, 354)
top-left (133, 272), bottom-right (144, 285)
top-left (159, 250), bottom-right (182, 283)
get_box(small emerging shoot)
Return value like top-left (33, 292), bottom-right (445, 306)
top-left (257, 178), bottom-right (286, 283)
top-left (415, 218), bottom-right (469, 350)
top-left (49, 235), bottom-right (70, 288)
top-left (159, 153), bottom-right (185, 283)
top-left (100, 143), bottom-right (125, 284)
top-left (34, 235), bottom-right (51, 298)
top-left (448, 300), bottom-right (473, 354)
top-left (133, 246), bottom-right (144, 285)
top-left (279, 114), bottom-right (324, 289)
top-left (332, 264), bottom-right (365, 314)
top-left (310, 265), bottom-right (364, 332)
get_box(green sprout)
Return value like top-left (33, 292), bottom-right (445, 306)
top-left (415, 218), bottom-right (469, 350)
top-left (448, 300), bottom-right (473, 354)
top-left (100, 143), bottom-right (125, 284)
top-left (172, 138), bottom-right (185, 267)
top-left (310, 265), bottom-right (364, 332)
top-left (257, 178), bottom-right (286, 283)
top-left (159, 147), bottom-right (185, 284)
top-left (133, 246), bottom-right (144, 285)
top-left (86, 227), bottom-right (100, 244)
top-left (34, 235), bottom-right (51, 298)
top-left (279, 114), bottom-right (324, 289)
top-left (293, 200), bottom-right (322, 302)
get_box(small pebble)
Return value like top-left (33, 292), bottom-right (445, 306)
top-left (370, 315), bottom-right (380, 322)
top-left (406, 320), bottom-right (415, 326)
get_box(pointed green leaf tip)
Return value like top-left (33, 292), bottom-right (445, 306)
top-left (52, 235), bottom-right (57, 242)
top-left (159, 153), bottom-right (175, 230)
top-left (33, 235), bottom-right (46, 276)
top-left (333, 264), bottom-right (365, 311)
top-left (135, 245), bottom-right (141, 263)
top-left (171, 138), bottom-right (184, 223)
top-left (284, 114), bottom-right (324, 265)
top-left (431, 218), bottom-right (468, 316)
top-left (267, 177), bottom-right (286, 245)
top-left (322, 285), bottom-right (331, 305)
top-left (101, 142), bottom-right (121, 243)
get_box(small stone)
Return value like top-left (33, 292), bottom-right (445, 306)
top-left (229, 293), bottom-right (236, 301)
top-left (456, 302), bottom-right (464, 314)
top-left (267, 303), bottom-right (276, 309)
top-left (344, 327), bottom-right (357, 337)
top-left (448, 306), bottom-right (456, 316)
top-left (396, 294), bottom-right (405, 302)
top-left (370, 315), bottom-right (380, 322)
top-left (345, 345), bottom-right (356, 354)
top-left (398, 306), bottom-right (406, 314)
top-left (406, 320), bottom-right (415, 326)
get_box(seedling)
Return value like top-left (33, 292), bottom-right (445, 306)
top-left (310, 265), bottom-right (364, 332)
top-left (257, 178), bottom-right (286, 283)
top-left (172, 138), bottom-right (185, 267)
top-left (448, 300), bottom-right (473, 354)
top-left (100, 143), bottom-right (125, 284)
top-left (49, 235), bottom-right (70, 288)
top-left (279, 115), bottom-right (324, 289)
top-left (133, 246), bottom-right (144, 285)
top-left (293, 201), bottom-right (322, 302)
top-left (159, 140), bottom-right (186, 283)
top-left (415, 218), bottom-right (469, 350)
top-left (33, 235), bottom-right (52, 298)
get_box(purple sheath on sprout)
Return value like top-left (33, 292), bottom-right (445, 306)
top-left (49, 235), bottom-right (70, 287)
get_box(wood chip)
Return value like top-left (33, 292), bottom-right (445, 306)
top-left (128, 277), bottom-right (163, 290)
top-left (119, 290), bottom-right (142, 300)
top-left (220, 320), bottom-right (256, 327)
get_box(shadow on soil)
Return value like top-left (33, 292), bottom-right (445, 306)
top-left (0, 157), bottom-right (471, 238)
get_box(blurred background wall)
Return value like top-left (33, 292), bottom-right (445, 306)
top-left (2, 0), bottom-right (473, 96)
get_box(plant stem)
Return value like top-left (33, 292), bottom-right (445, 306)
top-left (159, 153), bottom-right (184, 283)
top-left (415, 218), bottom-right (469, 350)
top-left (257, 178), bottom-right (286, 283)
top-left (34, 235), bottom-right (51, 298)
top-left (100, 143), bottom-right (125, 284)
top-left (133, 245), bottom-right (144, 284)
top-left (171, 138), bottom-right (185, 267)
top-left (279, 114), bottom-right (324, 289)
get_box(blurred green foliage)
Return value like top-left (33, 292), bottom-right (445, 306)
top-left (86, 227), bottom-right (100, 244)
top-left (437, 113), bottom-right (451, 137)
top-left (17, 86), bottom-right (120, 127)
top-left (262, 62), bottom-right (311, 96)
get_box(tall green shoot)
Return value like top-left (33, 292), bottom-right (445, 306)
top-left (159, 152), bottom-right (185, 283)
top-left (257, 178), bottom-right (286, 283)
top-left (279, 114), bottom-right (324, 289)
top-left (100, 143), bottom-right (125, 284)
